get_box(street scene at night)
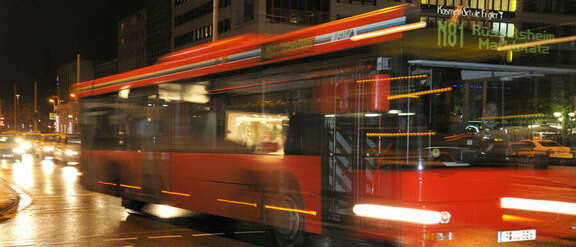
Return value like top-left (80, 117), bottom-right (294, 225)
top-left (1, 0), bottom-right (576, 246)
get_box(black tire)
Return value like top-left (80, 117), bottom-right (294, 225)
top-left (434, 155), bottom-right (454, 162)
top-left (261, 180), bottom-right (306, 247)
top-left (122, 198), bottom-right (146, 213)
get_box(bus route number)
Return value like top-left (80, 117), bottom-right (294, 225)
top-left (438, 20), bottom-right (464, 48)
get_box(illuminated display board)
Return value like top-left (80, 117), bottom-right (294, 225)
top-left (421, 0), bottom-right (516, 20)
top-left (437, 20), bottom-right (555, 55)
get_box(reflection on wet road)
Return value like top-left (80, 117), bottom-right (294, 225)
top-left (0, 156), bottom-right (265, 247)
top-left (5, 156), bottom-right (576, 247)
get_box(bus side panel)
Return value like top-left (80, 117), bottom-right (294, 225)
top-left (81, 150), bottom-right (143, 199)
top-left (82, 150), bottom-right (322, 234)
top-left (280, 155), bottom-right (323, 234)
top-left (169, 153), bottom-right (322, 234)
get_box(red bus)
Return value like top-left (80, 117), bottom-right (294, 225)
top-left (73, 3), bottom-right (576, 246)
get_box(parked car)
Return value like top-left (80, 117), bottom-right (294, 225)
top-left (53, 135), bottom-right (80, 165)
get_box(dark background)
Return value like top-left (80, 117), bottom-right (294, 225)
top-left (0, 0), bottom-right (144, 112)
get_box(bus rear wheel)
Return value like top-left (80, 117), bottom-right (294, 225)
top-left (263, 192), bottom-right (305, 247)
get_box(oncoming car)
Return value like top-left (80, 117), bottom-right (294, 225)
top-left (53, 135), bottom-right (81, 165)
top-left (22, 132), bottom-right (42, 156)
top-left (0, 135), bottom-right (18, 159)
top-left (38, 134), bottom-right (60, 160)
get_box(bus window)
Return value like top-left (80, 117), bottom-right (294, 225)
top-left (225, 111), bottom-right (289, 154)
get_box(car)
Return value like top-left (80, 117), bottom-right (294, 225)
top-left (0, 135), bottom-right (19, 159)
top-left (21, 132), bottom-right (42, 156)
top-left (38, 133), bottom-right (60, 160)
top-left (8, 132), bottom-right (43, 159)
top-left (509, 139), bottom-right (574, 165)
top-left (53, 135), bottom-right (80, 165)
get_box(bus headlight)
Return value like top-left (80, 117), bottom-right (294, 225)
top-left (65, 150), bottom-right (78, 156)
top-left (353, 204), bottom-right (451, 224)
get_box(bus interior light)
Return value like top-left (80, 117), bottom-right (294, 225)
top-left (119, 88), bottom-right (130, 99)
top-left (353, 204), bottom-right (451, 224)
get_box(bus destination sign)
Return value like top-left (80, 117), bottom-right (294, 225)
top-left (261, 38), bottom-right (314, 61)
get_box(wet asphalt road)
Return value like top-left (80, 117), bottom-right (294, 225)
top-left (5, 156), bottom-right (576, 247)
top-left (0, 155), bottom-right (268, 247)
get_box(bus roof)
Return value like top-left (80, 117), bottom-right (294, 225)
top-left (72, 4), bottom-right (412, 98)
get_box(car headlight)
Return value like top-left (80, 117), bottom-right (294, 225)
top-left (65, 149), bottom-right (78, 156)
top-left (20, 142), bottom-right (32, 150)
top-left (43, 146), bottom-right (55, 152)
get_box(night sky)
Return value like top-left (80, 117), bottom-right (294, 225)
top-left (0, 0), bottom-right (144, 113)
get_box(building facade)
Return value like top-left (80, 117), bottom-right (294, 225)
top-left (118, 9), bottom-right (148, 73)
top-left (171, 0), bottom-right (412, 50)
top-left (151, 1), bottom-right (576, 65)
top-left (94, 59), bottom-right (118, 79)
top-left (147, 0), bottom-right (173, 65)
top-left (57, 58), bottom-right (93, 134)
top-left (56, 59), bottom-right (94, 103)
top-left (416, 0), bottom-right (575, 65)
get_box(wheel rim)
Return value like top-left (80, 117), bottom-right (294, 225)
top-left (268, 194), bottom-right (302, 243)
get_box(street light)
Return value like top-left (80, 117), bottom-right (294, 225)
top-left (70, 93), bottom-right (78, 104)
top-left (49, 95), bottom-right (60, 105)
top-left (554, 112), bottom-right (562, 117)
top-left (48, 98), bottom-right (55, 111)
top-left (14, 93), bottom-right (21, 130)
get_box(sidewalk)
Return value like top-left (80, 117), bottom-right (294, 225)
top-left (0, 178), bottom-right (19, 219)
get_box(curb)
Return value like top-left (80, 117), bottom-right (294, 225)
top-left (0, 178), bottom-right (20, 219)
